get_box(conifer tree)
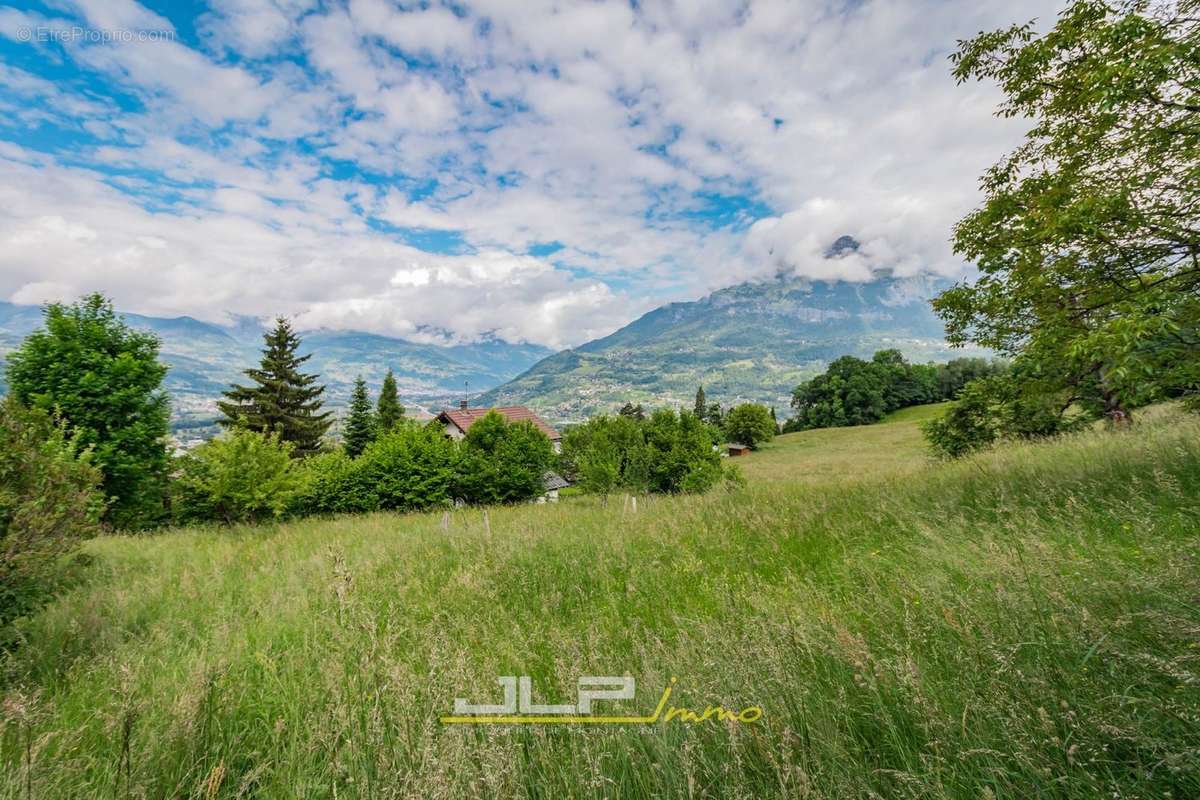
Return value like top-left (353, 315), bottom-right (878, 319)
top-left (619, 402), bottom-right (646, 421)
top-left (343, 377), bottom-right (376, 458)
top-left (217, 317), bottom-right (331, 457)
top-left (376, 369), bottom-right (405, 432)
top-left (706, 402), bottom-right (723, 427)
top-left (693, 385), bottom-right (706, 420)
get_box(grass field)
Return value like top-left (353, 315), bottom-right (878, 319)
top-left (3, 404), bottom-right (1199, 798)
top-left (736, 402), bottom-right (948, 486)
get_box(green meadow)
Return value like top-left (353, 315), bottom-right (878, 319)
top-left (3, 405), bottom-right (1199, 798)
top-left (738, 402), bottom-right (949, 487)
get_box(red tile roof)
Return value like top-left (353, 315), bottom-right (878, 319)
top-left (437, 405), bottom-right (561, 440)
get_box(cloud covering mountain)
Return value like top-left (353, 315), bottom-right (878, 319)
top-left (478, 268), bottom-right (981, 421)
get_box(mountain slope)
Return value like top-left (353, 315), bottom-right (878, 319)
top-left (0, 302), bottom-right (552, 431)
top-left (478, 273), bottom-right (973, 421)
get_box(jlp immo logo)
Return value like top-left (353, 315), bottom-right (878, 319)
top-left (441, 676), bottom-right (762, 726)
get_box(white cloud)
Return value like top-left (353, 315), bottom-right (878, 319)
top-left (0, 150), bottom-right (635, 349)
top-left (0, 0), bottom-right (1063, 347)
top-left (198, 0), bottom-right (312, 58)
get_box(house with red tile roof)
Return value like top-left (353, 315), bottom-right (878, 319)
top-left (435, 401), bottom-right (562, 451)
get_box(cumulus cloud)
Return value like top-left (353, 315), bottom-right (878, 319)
top-left (0, 0), bottom-right (1062, 347)
top-left (0, 151), bottom-right (633, 349)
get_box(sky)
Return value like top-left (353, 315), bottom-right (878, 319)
top-left (0, 0), bottom-right (1058, 350)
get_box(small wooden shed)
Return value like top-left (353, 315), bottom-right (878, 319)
top-left (727, 443), bottom-right (751, 457)
top-left (539, 471), bottom-right (571, 503)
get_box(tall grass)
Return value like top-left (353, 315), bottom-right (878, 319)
top-left (2, 407), bottom-right (1199, 798)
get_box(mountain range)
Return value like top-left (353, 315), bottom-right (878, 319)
top-left (477, 269), bottom-right (973, 421)
top-left (0, 236), bottom-right (975, 434)
top-left (0, 302), bottom-right (552, 437)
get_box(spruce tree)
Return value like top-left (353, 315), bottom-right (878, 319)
top-left (619, 402), bottom-right (646, 421)
top-left (693, 385), bottom-right (706, 420)
top-left (376, 369), bottom-right (405, 432)
top-left (217, 317), bottom-right (331, 457)
top-left (343, 377), bottom-right (376, 457)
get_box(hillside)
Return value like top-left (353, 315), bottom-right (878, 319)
top-left (0, 302), bottom-right (553, 433)
top-left (3, 406), bottom-right (1198, 798)
top-left (478, 270), bottom-right (978, 422)
top-left (735, 401), bottom-right (950, 486)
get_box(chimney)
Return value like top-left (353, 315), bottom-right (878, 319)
top-left (459, 399), bottom-right (468, 411)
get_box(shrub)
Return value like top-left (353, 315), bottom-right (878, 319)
top-left (722, 403), bottom-right (776, 449)
top-left (456, 412), bottom-right (554, 504)
top-left (922, 375), bottom-right (1077, 459)
top-left (172, 428), bottom-right (300, 524)
top-left (564, 409), bottom-right (727, 496)
top-left (922, 379), bottom-right (1002, 459)
top-left (295, 420), bottom-right (546, 515)
top-left (357, 425), bottom-right (459, 511)
top-left (291, 451), bottom-right (378, 516)
top-left (0, 398), bottom-right (104, 628)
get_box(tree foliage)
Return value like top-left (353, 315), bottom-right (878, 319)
top-left (0, 398), bottom-right (104, 628)
top-left (722, 403), bottom-right (776, 449)
top-left (923, 373), bottom-right (1080, 459)
top-left (456, 411), bottom-right (555, 504)
top-left (936, 357), bottom-right (1007, 400)
top-left (705, 402), bottom-right (724, 427)
top-left (618, 402), bottom-right (646, 421)
top-left (4, 293), bottom-right (169, 528)
top-left (290, 451), bottom-right (377, 516)
top-left (560, 413), bottom-right (646, 494)
top-left (218, 318), bottom-right (332, 457)
top-left (937, 0), bottom-right (1200, 420)
top-left (376, 369), bottom-right (405, 432)
top-left (342, 377), bottom-right (376, 458)
top-left (805, 356), bottom-right (883, 428)
top-left (357, 425), bottom-right (461, 510)
top-left (789, 355), bottom-right (894, 430)
top-left (788, 351), bottom-right (1006, 432)
top-left (172, 428), bottom-right (301, 524)
top-left (293, 425), bottom-right (460, 515)
top-left (561, 409), bottom-right (730, 495)
top-left (292, 419), bottom-right (553, 514)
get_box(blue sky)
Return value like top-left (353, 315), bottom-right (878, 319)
top-left (0, 0), bottom-right (1051, 348)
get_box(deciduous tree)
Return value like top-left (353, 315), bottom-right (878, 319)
top-left (937, 0), bottom-right (1200, 421)
top-left (723, 403), bottom-right (776, 449)
top-left (456, 411), bottom-right (554, 504)
top-left (5, 293), bottom-right (169, 528)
